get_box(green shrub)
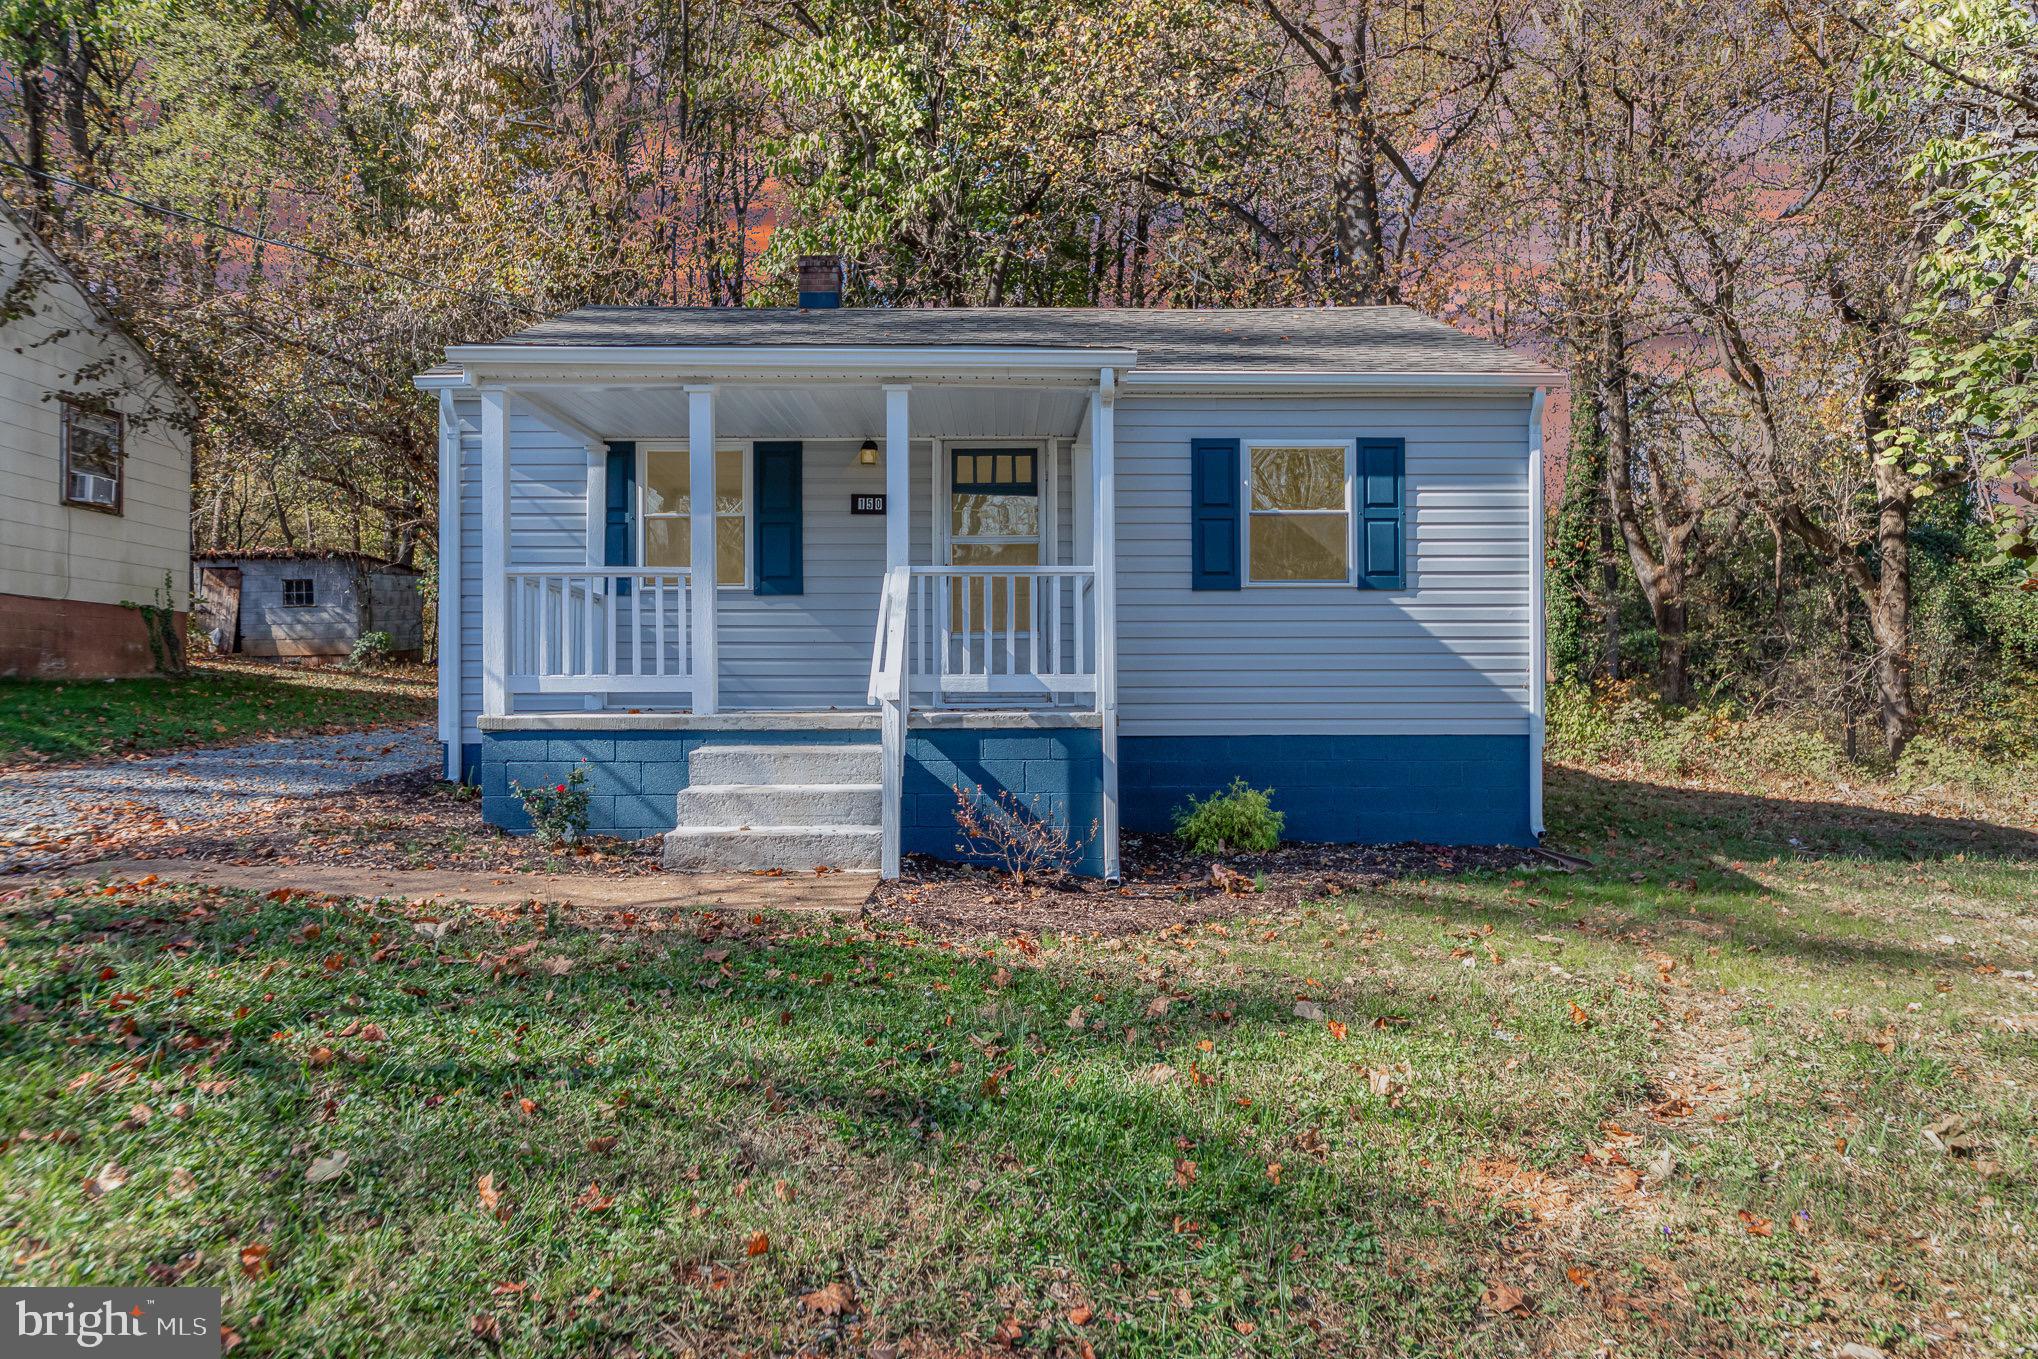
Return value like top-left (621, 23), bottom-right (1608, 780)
top-left (346, 630), bottom-right (394, 671)
top-left (1173, 778), bottom-right (1284, 855)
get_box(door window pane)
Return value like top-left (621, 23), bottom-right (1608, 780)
top-left (952, 493), bottom-right (1039, 538)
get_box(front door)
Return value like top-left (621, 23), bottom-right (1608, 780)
top-left (946, 446), bottom-right (1043, 631)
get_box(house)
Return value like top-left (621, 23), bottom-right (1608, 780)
top-left (193, 550), bottom-right (424, 661)
top-left (416, 268), bottom-right (1557, 879)
top-left (0, 203), bottom-right (191, 678)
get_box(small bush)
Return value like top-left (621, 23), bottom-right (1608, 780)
top-left (952, 784), bottom-right (1094, 884)
top-left (1173, 778), bottom-right (1284, 855)
top-left (511, 762), bottom-right (591, 846)
top-left (346, 631), bottom-right (394, 671)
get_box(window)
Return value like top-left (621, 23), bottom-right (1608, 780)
top-left (60, 401), bottom-right (123, 513)
top-left (949, 448), bottom-right (1042, 629)
top-left (1247, 444), bottom-right (1350, 584)
top-left (282, 578), bottom-right (315, 608)
top-left (641, 445), bottom-right (747, 586)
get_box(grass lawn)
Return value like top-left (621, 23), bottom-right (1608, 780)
top-left (1, 765), bottom-right (2034, 1356)
top-left (0, 657), bottom-right (435, 763)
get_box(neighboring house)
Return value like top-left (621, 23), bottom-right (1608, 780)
top-left (193, 550), bottom-right (424, 661)
top-left (417, 268), bottom-right (1557, 879)
top-left (0, 203), bottom-right (191, 678)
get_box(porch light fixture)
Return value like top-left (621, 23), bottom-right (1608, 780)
top-left (858, 438), bottom-right (879, 466)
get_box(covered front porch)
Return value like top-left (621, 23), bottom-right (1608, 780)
top-left (426, 346), bottom-right (1128, 878)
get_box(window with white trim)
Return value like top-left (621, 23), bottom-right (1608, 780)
top-left (1246, 443), bottom-right (1351, 584)
top-left (641, 445), bottom-right (748, 587)
top-left (60, 401), bottom-right (123, 513)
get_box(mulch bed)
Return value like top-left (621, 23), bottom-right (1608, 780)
top-left (866, 831), bottom-right (1541, 937)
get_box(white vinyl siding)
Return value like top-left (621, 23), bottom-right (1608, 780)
top-left (1112, 393), bottom-right (1532, 738)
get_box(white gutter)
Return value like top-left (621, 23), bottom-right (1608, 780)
top-left (1526, 388), bottom-right (1548, 839)
top-left (1121, 369), bottom-right (1559, 393)
top-left (441, 343), bottom-right (1139, 379)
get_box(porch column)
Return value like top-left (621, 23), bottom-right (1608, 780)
top-left (437, 390), bottom-right (464, 777)
top-left (883, 383), bottom-right (911, 568)
top-left (479, 388), bottom-right (510, 720)
top-left (1092, 369), bottom-right (1120, 882)
top-left (687, 384), bottom-right (719, 715)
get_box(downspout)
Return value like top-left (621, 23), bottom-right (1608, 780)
top-left (1526, 388), bottom-right (1548, 839)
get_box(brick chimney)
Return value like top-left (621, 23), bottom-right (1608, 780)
top-left (796, 256), bottom-right (842, 309)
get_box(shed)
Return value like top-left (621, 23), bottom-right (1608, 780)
top-left (192, 551), bottom-right (423, 661)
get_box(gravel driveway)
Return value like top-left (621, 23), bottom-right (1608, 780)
top-left (1, 725), bottom-right (437, 872)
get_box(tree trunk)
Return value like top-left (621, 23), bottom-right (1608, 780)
top-left (1598, 516), bottom-right (1622, 681)
top-left (1866, 441), bottom-right (1917, 758)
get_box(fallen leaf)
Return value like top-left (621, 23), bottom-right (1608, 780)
top-left (745, 1231), bottom-right (770, 1257)
top-left (238, 1243), bottom-right (271, 1278)
top-left (1326, 1019), bottom-right (1348, 1041)
top-left (471, 1313), bottom-right (500, 1343)
top-left (587, 1136), bottom-right (617, 1154)
top-left (1292, 1000), bottom-right (1325, 1022)
top-left (575, 1183), bottom-right (615, 1213)
top-left (1568, 1000), bottom-right (1592, 1027)
top-left (1481, 1278), bottom-right (1530, 1316)
top-left (82, 1162), bottom-right (129, 1198)
top-left (1565, 1264), bottom-right (1596, 1290)
top-left (800, 1280), bottom-right (856, 1315)
top-left (1067, 1304), bottom-right (1093, 1326)
top-left (304, 1150), bottom-right (350, 1184)
top-left (1738, 1209), bottom-right (1774, 1237)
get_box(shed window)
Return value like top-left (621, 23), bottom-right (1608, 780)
top-left (282, 578), bottom-right (315, 608)
top-left (1247, 444), bottom-right (1350, 584)
top-left (641, 445), bottom-right (747, 587)
top-left (60, 401), bottom-right (123, 513)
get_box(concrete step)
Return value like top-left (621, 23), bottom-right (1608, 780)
top-left (673, 782), bottom-right (882, 828)
top-left (687, 743), bottom-right (881, 787)
top-left (661, 824), bottom-right (882, 873)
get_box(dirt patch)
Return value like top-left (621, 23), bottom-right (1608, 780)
top-left (867, 831), bottom-right (1538, 938)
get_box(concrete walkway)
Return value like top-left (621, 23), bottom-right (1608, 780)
top-left (12, 858), bottom-right (872, 913)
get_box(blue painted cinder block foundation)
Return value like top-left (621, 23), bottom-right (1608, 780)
top-left (904, 727), bottom-right (1106, 876)
top-left (474, 727), bottom-right (1107, 873)
top-left (1118, 734), bottom-right (1534, 847)
top-left (474, 728), bottom-right (1529, 866)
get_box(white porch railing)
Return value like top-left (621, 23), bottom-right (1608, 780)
top-left (505, 569), bottom-right (695, 695)
top-left (868, 564), bottom-right (1102, 877)
top-left (903, 565), bottom-right (1098, 700)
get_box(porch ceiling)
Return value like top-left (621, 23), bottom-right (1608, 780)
top-left (510, 382), bottom-right (1093, 444)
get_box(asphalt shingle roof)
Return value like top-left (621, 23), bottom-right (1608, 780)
top-left (479, 305), bottom-right (1556, 378)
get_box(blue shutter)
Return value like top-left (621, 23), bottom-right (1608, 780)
top-left (1356, 437), bottom-right (1405, 591)
top-left (753, 441), bottom-right (803, 595)
top-left (605, 441), bottom-right (636, 595)
top-left (1190, 437), bottom-right (1241, 590)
